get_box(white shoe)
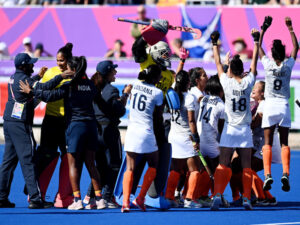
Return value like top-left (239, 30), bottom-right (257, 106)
top-left (96, 199), bottom-right (106, 209)
top-left (68, 200), bottom-right (84, 210)
top-left (85, 198), bottom-right (96, 210)
top-left (184, 199), bottom-right (202, 208)
top-left (83, 195), bottom-right (90, 205)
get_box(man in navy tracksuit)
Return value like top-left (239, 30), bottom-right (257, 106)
top-left (0, 53), bottom-right (67, 209)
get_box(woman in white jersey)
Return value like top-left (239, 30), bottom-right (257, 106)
top-left (122, 64), bottom-right (164, 213)
top-left (197, 75), bottom-right (225, 203)
top-left (164, 70), bottom-right (202, 208)
top-left (210, 28), bottom-right (260, 211)
top-left (258, 16), bottom-right (299, 192)
top-left (189, 67), bottom-right (208, 120)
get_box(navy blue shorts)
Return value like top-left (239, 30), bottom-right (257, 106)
top-left (66, 120), bottom-right (98, 154)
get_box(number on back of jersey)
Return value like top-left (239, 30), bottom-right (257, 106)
top-left (199, 105), bottom-right (212, 123)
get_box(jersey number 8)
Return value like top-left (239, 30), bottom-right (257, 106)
top-left (273, 79), bottom-right (282, 91)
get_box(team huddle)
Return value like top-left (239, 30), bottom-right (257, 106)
top-left (0, 15), bottom-right (297, 212)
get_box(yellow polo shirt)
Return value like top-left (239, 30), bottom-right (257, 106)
top-left (41, 66), bottom-right (70, 117)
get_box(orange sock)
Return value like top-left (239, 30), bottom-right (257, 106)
top-left (165, 171), bottom-right (181, 200)
top-left (264, 190), bottom-right (274, 199)
top-left (263, 145), bottom-right (272, 176)
top-left (186, 171), bottom-right (200, 200)
top-left (138, 167), bottom-right (156, 199)
top-left (281, 146), bottom-right (290, 176)
top-left (122, 170), bottom-right (133, 206)
top-left (252, 171), bottom-right (265, 199)
top-left (197, 170), bottom-right (211, 198)
top-left (182, 172), bottom-right (190, 199)
top-left (230, 172), bottom-right (242, 201)
top-left (213, 164), bottom-right (232, 196)
top-left (242, 168), bottom-right (253, 199)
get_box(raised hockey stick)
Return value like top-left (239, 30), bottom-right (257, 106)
top-left (117, 17), bottom-right (202, 39)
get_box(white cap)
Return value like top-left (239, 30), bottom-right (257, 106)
top-left (23, 37), bottom-right (31, 45)
top-left (0, 42), bottom-right (7, 51)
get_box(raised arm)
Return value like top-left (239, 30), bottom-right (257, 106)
top-left (211, 31), bottom-right (224, 78)
top-left (285, 17), bottom-right (299, 60)
top-left (250, 29), bottom-right (260, 76)
top-left (176, 47), bottom-right (189, 74)
top-left (259, 16), bottom-right (272, 59)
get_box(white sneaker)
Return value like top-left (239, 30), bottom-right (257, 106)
top-left (68, 200), bottom-right (84, 210)
top-left (83, 195), bottom-right (90, 205)
top-left (85, 198), bottom-right (96, 210)
top-left (104, 200), bottom-right (119, 209)
top-left (96, 199), bottom-right (106, 209)
top-left (184, 199), bottom-right (202, 208)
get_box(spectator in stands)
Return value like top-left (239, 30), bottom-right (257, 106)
top-left (130, 5), bottom-right (150, 40)
top-left (232, 38), bottom-right (252, 60)
top-left (171, 38), bottom-right (184, 58)
top-left (34, 43), bottom-right (52, 58)
top-left (104, 40), bottom-right (127, 59)
top-left (0, 42), bottom-right (9, 60)
top-left (42, 0), bottom-right (60, 5)
top-left (0, 0), bottom-right (26, 6)
top-left (23, 37), bottom-right (34, 57)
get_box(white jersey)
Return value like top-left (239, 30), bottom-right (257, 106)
top-left (189, 86), bottom-right (205, 121)
top-left (220, 72), bottom-right (255, 126)
top-left (168, 92), bottom-right (197, 159)
top-left (124, 80), bottom-right (163, 154)
top-left (197, 95), bottom-right (224, 158)
top-left (169, 92), bottom-right (196, 135)
top-left (262, 56), bottom-right (295, 101)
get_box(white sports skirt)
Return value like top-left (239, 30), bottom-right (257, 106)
top-left (124, 125), bottom-right (158, 154)
top-left (262, 98), bottom-right (291, 128)
top-left (219, 123), bottom-right (253, 148)
top-left (168, 130), bottom-right (198, 159)
top-left (200, 142), bottom-right (220, 158)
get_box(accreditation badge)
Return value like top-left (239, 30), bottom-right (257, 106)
top-left (11, 102), bottom-right (25, 119)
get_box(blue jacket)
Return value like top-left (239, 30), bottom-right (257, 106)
top-left (93, 83), bottom-right (126, 125)
top-left (3, 69), bottom-right (63, 124)
top-left (34, 76), bottom-right (100, 124)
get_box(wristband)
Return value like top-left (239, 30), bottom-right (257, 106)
top-left (212, 43), bottom-right (218, 46)
top-left (180, 58), bottom-right (186, 63)
top-left (122, 93), bottom-right (129, 98)
top-left (191, 133), bottom-right (200, 143)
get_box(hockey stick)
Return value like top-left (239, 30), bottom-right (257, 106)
top-left (117, 17), bottom-right (202, 39)
top-left (198, 150), bottom-right (214, 193)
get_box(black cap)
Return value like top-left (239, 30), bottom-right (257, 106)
top-left (96, 60), bottom-right (118, 76)
top-left (14, 53), bottom-right (38, 68)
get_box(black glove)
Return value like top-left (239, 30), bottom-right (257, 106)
top-left (261, 16), bottom-right (272, 31)
top-left (251, 31), bottom-right (260, 42)
top-left (210, 31), bottom-right (220, 45)
top-left (152, 19), bottom-right (169, 35)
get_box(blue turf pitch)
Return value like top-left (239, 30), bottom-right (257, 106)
top-left (0, 145), bottom-right (300, 225)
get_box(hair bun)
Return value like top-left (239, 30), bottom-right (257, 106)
top-left (273, 39), bottom-right (282, 46)
top-left (65, 43), bottom-right (73, 51)
top-left (233, 55), bottom-right (240, 60)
